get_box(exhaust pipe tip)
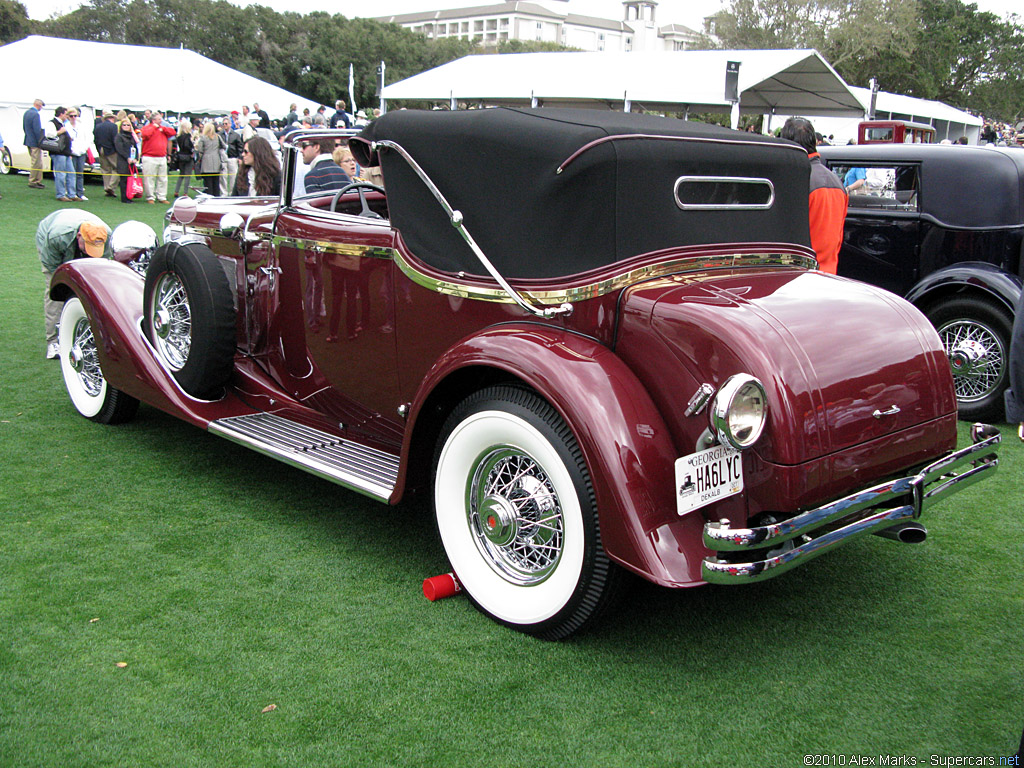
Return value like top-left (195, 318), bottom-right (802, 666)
top-left (875, 521), bottom-right (927, 544)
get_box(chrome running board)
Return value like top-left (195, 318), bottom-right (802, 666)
top-left (209, 413), bottom-right (399, 501)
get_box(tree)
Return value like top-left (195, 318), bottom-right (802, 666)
top-left (712, 0), bottom-right (919, 72)
top-left (0, 0), bottom-right (29, 43)
top-left (712, 0), bottom-right (1024, 121)
top-left (34, 0), bottom-right (480, 112)
top-left (906, 0), bottom-right (1007, 103)
top-left (965, 18), bottom-right (1024, 122)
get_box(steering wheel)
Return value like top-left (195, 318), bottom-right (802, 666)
top-left (330, 181), bottom-right (387, 218)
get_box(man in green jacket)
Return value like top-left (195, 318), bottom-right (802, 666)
top-left (36, 209), bottom-right (111, 359)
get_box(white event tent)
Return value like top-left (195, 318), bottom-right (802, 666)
top-left (777, 86), bottom-right (984, 145)
top-left (0, 35), bottom-right (321, 172)
top-left (381, 49), bottom-right (864, 127)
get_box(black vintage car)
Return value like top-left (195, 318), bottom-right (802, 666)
top-left (819, 144), bottom-right (1024, 421)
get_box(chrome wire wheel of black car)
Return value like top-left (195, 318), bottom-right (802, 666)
top-left (58, 297), bottom-right (139, 424)
top-left (434, 386), bottom-right (620, 640)
top-left (144, 241), bottom-right (235, 399)
top-left (927, 296), bottom-right (1012, 422)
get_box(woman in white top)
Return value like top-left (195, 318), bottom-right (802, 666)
top-left (65, 108), bottom-right (91, 201)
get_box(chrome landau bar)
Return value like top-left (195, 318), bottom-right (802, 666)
top-left (701, 424), bottom-right (1001, 585)
top-left (370, 139), bottom-right (573, 319)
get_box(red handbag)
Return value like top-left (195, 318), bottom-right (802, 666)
top-left (127, 166), bottom-right (143, 199)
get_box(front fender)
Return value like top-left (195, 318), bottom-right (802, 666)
top-left (403, 323), bottom-right (707, 587)
top-left (50, 259), bottom-right (252, 428)
top-left (906, 261), bottom-right (1021, 314)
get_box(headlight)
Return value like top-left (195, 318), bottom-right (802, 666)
top-left (710, 374), bottom-right (767, 449)
top-left (110, 221), bottom-right (157, 276)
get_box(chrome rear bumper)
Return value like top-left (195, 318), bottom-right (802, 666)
top-left (701, 423), bottom-right (1000, 585)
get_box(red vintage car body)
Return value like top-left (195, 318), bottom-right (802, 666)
top-left (51, 109), bottom-right (999, 637)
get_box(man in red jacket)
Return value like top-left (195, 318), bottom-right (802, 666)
top-left (780, 117), bottom-right (848, 274)
top-left (140, 111), bottom-right (175, 204)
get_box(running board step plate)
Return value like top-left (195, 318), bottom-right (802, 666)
top-left (209, 413), bottom-right (399, 501)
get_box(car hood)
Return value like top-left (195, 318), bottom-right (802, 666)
top-left (623, 270), bottom-right (955, 466)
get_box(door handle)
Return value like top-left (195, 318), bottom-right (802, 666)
top-left (872, 405), bottom-right (900, 419)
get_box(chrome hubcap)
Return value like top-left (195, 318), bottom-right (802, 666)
top-left (151, 272), bottom-right (191, 370)
top-left (468, 447), bottom-right (563, 585)
top-left (153, 308), bottom-right (172, 339)
top-left (939, 321), bottom-right (1004, 403)
top-left (69, 343), bottom-right (84, 373)
top-left (480, 495), bottom-right (518, 547)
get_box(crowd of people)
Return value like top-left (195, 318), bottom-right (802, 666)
top-left (20, 98), bottom-right (380, 205)
top-left (25, 97), bottom-right (376, 362)
top-left (979, 120), bottom-right (1023, 147)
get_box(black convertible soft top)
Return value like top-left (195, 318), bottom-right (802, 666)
top-left (352, 108), bottom-right (812, 279)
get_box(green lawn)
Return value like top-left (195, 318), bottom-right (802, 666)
top-left (1, 173), bottom-right (1021, 766)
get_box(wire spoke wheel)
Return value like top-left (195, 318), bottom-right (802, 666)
top-left (469, 447), bottom-right (564, 585)
top-left (435, 386), bottom-right (621, 640)
top-left (143, 241), bottom-right (235, 399)
top-left (150, 272), bottom-right (192, 371)
top-left (939, 320), bottom-right (1002, 401)
top-left (927, 297), bottom-right (1011, 421)
top-left (59, 297), bottom-right (138, 424)
top-left (70, 314), bottom-right (104, 396)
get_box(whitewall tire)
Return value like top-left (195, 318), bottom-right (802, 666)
top-left (434, 386), bottom-right (620, 639)
top-left (59, 297), bottom-right (138, 424)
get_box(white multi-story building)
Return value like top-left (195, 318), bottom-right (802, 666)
top-left (376, 1), bottom-right (702, 53)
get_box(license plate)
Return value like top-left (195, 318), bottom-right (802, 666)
top-left (674, 444), bottom-right (744, 515)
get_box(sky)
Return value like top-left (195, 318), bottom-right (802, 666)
top-left (18, 0), bottom-right (1021, 33)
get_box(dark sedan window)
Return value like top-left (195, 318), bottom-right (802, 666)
top-left (829, 163), bottom-right (920, 212)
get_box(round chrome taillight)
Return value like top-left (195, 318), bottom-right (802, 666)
top-left (710, 374), bottom-right (768, 450)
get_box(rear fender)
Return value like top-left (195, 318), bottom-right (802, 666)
top-left (907, 261), bottom-right (1021, 314)
top-left (403, 323), bottom-right (706, 586)
top-left (50, 259), bottom-right (251, 428)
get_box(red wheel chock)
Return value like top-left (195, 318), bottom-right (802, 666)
top-left (423, 572), bottom-right (462, 601)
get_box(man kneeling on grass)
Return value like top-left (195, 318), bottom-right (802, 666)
top-left (36, 209), bottom-right (111, 359)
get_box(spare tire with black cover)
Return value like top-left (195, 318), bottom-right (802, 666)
top-left (144, 241), bottom-right (235, 399)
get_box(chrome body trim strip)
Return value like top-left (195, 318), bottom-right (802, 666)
top-left (270, 235), bottom-right (394, 259)
top-left (392, 249), bottom-right (817, 305)
top-left (185, 226), bottom-right (815, 306)
top-left (175, 225), bottom-right (217, 239)
top-left (701, 426), bottom-right (1000, 584)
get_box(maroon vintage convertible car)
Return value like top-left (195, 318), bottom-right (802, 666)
top-left (51, 109), bottom-right (1000, 639)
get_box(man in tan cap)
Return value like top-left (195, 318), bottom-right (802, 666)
top-left (36, 209), bottom-right (111, 359)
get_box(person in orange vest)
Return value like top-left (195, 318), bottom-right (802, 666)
top-left (780, 117), bottom-right (848, 274)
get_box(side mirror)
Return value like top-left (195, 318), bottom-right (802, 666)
top-left (171, 196), bottom-right (198, 225)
